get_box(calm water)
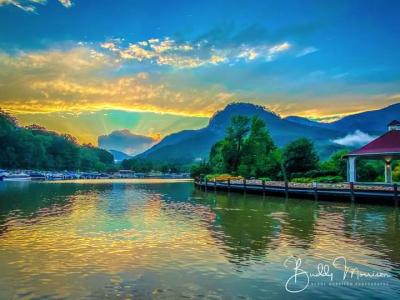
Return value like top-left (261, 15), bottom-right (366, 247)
top-left (0, 179), bottom-right (399, 299)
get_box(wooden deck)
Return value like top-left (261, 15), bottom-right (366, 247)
top-left (194, 179), bottom-right (400, 206)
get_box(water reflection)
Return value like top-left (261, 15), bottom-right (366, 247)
top-left (0, 179), bottom-right (399, 299)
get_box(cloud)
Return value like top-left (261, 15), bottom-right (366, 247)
top-left (98, 129), bottom-right (157, 155)
top-left (0, 46), bottom-right (237, 116)
top-left (58, 0), bottom-right (71, 7)
top-left (236, 42), bottom-right (291, 61)
top-left (332, 130), bottom-right (377, 147)
top-left (296, 46), bottom-right (318, 57)
top-left (100, 37), bottom-right (291, 68)
top-left (0, 0), bottom-right (73, 12)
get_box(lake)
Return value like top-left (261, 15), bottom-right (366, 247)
top-left (0, 179), bottom-right (399, 299)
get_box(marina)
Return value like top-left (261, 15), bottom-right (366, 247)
top-left (0, 169), bottom-right (190, 182)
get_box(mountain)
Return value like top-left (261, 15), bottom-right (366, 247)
top-left (136, 103), bottom-right (344, 163)
top-left (98, 129), bottom-right (156, 155)
top-left (285, 116), bottom-right (330, 129)
top-left (285, 103), bottom-right (400, 134)
top-left (328, 103), bottom-right (400, 134)
top-left (108, 149), bottom-right (132, 162)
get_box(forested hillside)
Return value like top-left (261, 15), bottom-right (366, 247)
top-left (0, 110), bottom-right (114, 171)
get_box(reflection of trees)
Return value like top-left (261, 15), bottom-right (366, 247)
top-left (191, 189), bottom-right (321, 264)
top-left (281, 200), bottom-right (318, 248)
top-left (0, 182), bottom-right (109, 235)
top-left (343, 205), bottom-right (400, 272)
top-left (192, 190), bottom-right (284, 264)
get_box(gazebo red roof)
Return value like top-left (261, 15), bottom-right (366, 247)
top-left (349, 130), bottom-right (400, 156)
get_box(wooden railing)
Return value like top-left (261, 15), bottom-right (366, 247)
top-left (194, 177), bottom-right (399, 204)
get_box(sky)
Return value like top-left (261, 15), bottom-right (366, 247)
top-left (0, 0), bottom-right (399, 145)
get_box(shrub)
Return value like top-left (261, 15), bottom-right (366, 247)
top-left (258, 177), bottom-right (272, 181)
top-left (205, 173), bottom-right (243, 181)
top-left (291, 176), bottom-right (344, 184)
top-left (291, 169), bottom-right (338, 179)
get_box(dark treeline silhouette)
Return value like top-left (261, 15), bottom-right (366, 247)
top-left (0, 109), bottom-right (114, 171)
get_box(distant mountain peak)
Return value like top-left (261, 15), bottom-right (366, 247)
top-left (208, 102), bottom-right (280, 129)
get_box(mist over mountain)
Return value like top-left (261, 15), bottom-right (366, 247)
top-left (98, 129), bottom-right (157, 156)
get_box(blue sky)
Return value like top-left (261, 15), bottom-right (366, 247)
top-left (0, 0), bottom-right (399, 144)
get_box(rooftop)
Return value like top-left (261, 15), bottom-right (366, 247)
top-left (348, 130), bottom-right (400, 156)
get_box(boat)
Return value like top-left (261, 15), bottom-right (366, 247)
top-left (0, 169), bottom-right (9, 181)
top-left (29, 172), bottom-right (46, 181)
top-left (3, 173), bottom-right (31, 182)
top-left (46, 173), bottom-right (64, 181)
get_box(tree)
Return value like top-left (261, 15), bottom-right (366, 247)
top-left (0, 111), bottom-right (115, 171)
top-left (283, 138), bottom-right (319, 178)
top-left (320, 149), bottom-right (349, 178)
top-left (190, 160), bottom-right (213, 178)
top-left (207, 116), bottom-right (282, 179)
top-left (221, 115), bottom-right (251, 174)
top-left (209, 141), bottom-right (225, 174)
top-left (238, 117), bottom-right (277, 178)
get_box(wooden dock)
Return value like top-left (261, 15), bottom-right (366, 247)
top-left (194, 179), bottom-right (400, 206)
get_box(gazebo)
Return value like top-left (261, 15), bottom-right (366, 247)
top-left (344, 120), bottom-right (400, 183)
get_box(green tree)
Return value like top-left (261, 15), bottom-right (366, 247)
top-left (221, 115), bottom-right (251, 174)
top-left (238, 117), bottom-right (277, 178)
top-left (0, 110), bottom-right (115, 171)
top-left (190, 160), bottom-right (213, 178)
top-left (320, 149), bottom-right (349, 178)
top-left (283, 138), bottom-right (319, 178)
top-left (209, 141), bottom-right (225, 174)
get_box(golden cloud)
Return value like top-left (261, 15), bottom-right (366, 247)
top-left (0, 47), bottom-right (236, 116)
top-left (0, 45), bottom-right (397, 121)
top-left (100, 38), bottom-right (290, 68)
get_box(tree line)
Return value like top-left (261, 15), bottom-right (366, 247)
top-left (0, 110), bottom-right (115, 172)
top-left (191, 115), bottom-right (400, 183)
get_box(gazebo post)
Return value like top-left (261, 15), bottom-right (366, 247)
top-left (385, 160), bottom-right (392, 184)
top-left (343, 120), bottom-right (400, 186)
top-left (347, 156), bottom-right (357, 183)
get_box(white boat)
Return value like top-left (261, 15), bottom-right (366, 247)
top-left (3, 173), bottom-right (31, 182)
top-left (0, 170), bottom-right (9, 181)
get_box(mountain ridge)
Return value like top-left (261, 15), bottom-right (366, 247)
top-left (135, 102), bottom-right (345, 163)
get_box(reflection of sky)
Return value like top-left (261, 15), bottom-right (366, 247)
top-left (0, 180), bottom-right (399, 298)
top-left (1, 1), bottom-right (400, 143)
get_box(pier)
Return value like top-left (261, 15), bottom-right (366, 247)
top-left (194, 179), bottom-right (400, 206)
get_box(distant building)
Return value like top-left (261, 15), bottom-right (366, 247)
top-left (116, 170), bottom-right (135, 178)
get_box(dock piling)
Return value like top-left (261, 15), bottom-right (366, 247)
top-left (394, 183), bottom-right (398, 206)
top-left (350, 182), bottom-right (355, 202)
top-left (313, 182), bottom-right (318, 201)
top-left (284, 180), bottom-right (289, 198)
top-left (228, 178), bottom-right (231, 193)
top-left (262, 180), bottom-right (266, 197)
